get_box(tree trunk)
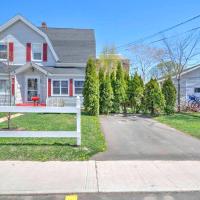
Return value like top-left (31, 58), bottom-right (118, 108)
top-left (177, 78), bottom-right (181, 112)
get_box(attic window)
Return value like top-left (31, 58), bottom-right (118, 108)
top-left (0, 43), bottom-right (7, 60)
top-left (32, 43), bottom-right (42, 61)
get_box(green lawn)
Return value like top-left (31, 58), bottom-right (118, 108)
top-left (0, 113), bottom-right (106, 161)
top-left (155, 112), bottom-right (200, 139)
top-left (0, 113), bottom-right (7, 118)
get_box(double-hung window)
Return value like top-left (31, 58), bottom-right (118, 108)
top-left (74, 80), bottom-right (84, 95)
top-left (0, 43), bottom-right (7, 60)
top-left (52, 80), bottom-right (69, 96)
top-left (0, 80), bottom-right (9, 95)
top-left (32, 43), bottom-right (42, 61)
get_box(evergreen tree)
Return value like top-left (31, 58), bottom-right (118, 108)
top-left (101, 73), bottom-right (113, 114)
top-left (112, 62), bottom-right (126, 113)
top-left (83, 58), bottom-right (99, 116)
top-left (144, 78), bottom-right (165, 115)
top-left (162, 76), bottom-right (176, 114)
top-left (128, 72), bottom-right (144, 113)
top-left (99, 67), bottom-right (105, 114)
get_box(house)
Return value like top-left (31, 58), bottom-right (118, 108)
top-left (158, 64), bottom-right (200, 106)
top-left (0, 15), bottom-right (96, 106)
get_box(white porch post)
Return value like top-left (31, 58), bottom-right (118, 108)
top-left (76, 96), bottom-right (81, 146)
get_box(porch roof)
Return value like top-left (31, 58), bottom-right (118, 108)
top-left (41, 66), bottom-right (85, 76)
top-left (0, 62), bottom-right (85, 76)
top-left (0, 62), bottom-right (20, 74)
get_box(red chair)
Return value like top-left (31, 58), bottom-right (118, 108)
top-left (31, 96), bottom-right (40, 106)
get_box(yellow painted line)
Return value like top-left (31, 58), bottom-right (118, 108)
top-left (65, 194), bottom-right (78, 200)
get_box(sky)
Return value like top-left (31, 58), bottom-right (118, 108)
top-left (0, 0), bottom-right (200, 57)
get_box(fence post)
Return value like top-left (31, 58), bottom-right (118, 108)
top-left (76, 96), bottom-right (81, 146)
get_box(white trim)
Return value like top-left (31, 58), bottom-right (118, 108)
top-left (56, 63), bottom-right (86, 67)
top-left (14, 63), bottom-right (49, 75)
top-left (31, 43), bottom-right (43, 62)
top-left (73, 79), bottom-right (84, 96)
top-left (0, 15), bottom-right (59, 61)
top-left (25, 75), bottom-right (40, 102)
top-left (51, 79), bottom-right (69, 97)
top-left (158, 64), bottom-right (200, 82)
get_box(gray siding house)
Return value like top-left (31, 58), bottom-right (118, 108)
top-left (0, 15), bottom-right (96, 106)
top-left (159, 64), bottom-right (200, 106)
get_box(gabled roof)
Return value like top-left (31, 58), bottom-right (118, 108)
top-left (158, 64), bottom-right (200, 82)
top-left (0, 15), bottom-right (59, 61)
top-left (14, 62), bottom-right (49, 75)
top-left (39, 27), bottom-right (96, 64)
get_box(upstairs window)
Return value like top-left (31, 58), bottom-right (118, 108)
top-left (32, 43), bottom-right (42, 61)
top-left (74, 80), bottom-right (84, 95)
top-left (0, 43), bottom-right (7, 60)
top-left (52, 80), bottom-right (69, 96)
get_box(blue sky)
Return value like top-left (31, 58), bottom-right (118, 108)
top-left (1, 0), bottom-right (200, 56)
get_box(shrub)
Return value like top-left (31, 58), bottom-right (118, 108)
top-left (162, 77), bottom-right (176, 114)
top-left (144, 78), bottom-right (165, 115)
top-left (112, 62), bottom-right (126, 113)
top-left (83, 58), bottom-right (99, 116)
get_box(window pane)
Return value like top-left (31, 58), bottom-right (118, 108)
top-left (32, 44), bottom-right (42, 60)
top-left (28, 79), bottom-right (38, 90)
top-left (75, 88), bottom-right (83, 95)
top-left (0, 80), bottom-right (9, 93)
top-left (0, 52), bottom-right (7, 59)
top-left (61, 88), bottom-right (68, 95)
top-left (53, 81), bottom-right (60, 87)
top-left (53, 88), bottom-right (60, 95)
top-left (61, 81), bottom-right (68, 87)
top-left (75, 81), bottom-right (84, 87)
top-left (0, 44), bottom-right (7, 51)
top-left (33, 53), bottom-right (42, 60)
top-left (194, 88), bottom-right (200, 93)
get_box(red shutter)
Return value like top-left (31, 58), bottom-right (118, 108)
top-left (69, 79), bottom-right (73, 96)
top-left (43, 43), bottom-right (48, 62)
top-left (26, 43), bottom-right (31, 62)
top-left (48, 79), bottom-right (51, 97)
top-left (11, 77), bottom-right (15, 96)
top-left (9, 42), bottom-right (14, 62)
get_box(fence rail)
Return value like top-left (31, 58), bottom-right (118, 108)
top-left (0, 96), bottom-right (81, 146)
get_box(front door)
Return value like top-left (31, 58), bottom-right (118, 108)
top-left (27, 78), bottom-right (39, 101)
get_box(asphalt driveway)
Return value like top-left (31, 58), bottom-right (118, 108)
top-left (92, 115), bottom-right (200, 160)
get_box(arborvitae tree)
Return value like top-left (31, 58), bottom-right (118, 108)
top-left (83, 58), bottom-right (99, 116)
top-left (162, 76), bottom-right (176, 114)
top-left (144, 78), bottom-right (165, 115)
top-left (128, 72), bottom-right (144, 113)
top-left (112, 62), bottom-right (126, 113)
top-left (100, 73), bottom-right (113, 114)
top-left (99, 67), bottom-right (105, 114)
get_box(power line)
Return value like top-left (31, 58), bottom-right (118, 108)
top-left (117, 14), bottom-right (200, 50)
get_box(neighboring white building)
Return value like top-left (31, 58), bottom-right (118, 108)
top-left (158, 64), bottom-right (200, 104)
top-left (0, 15), bottom-right (96, 106)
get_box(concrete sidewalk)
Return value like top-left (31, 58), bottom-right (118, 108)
top-left (1, 161), bottom-right (200, 194)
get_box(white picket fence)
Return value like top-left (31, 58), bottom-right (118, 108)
top-left (0, 96), bottom-right (81, 146)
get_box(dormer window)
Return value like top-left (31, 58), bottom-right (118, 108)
top-left (0, 43), bottom-right (7, 60)
top-left (32, 43), bottom-right (42, 61)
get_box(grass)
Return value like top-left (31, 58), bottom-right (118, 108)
top-left (155, 112), bottom-right (200, 139)
top-left (0, 113), bottom-right (106, 161)
top-left (0, 113), bottom-right (7, 118)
